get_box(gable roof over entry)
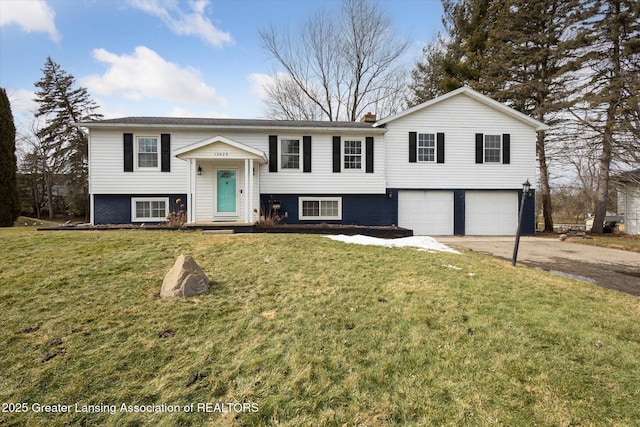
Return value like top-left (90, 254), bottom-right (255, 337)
top-left (173, 135), bottom-right (268, 164)
top-left (374, 86), bottom-right (549, 131)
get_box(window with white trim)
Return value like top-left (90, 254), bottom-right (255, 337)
top-left (418, 133), bottom-right (435, 162)
top-left (299, 197), bottom-right (342, 220)
top-left (131, 197), bottom-right (168, 222)
top-left (136, 136), bottom-right (159, 170)
top-left (484, 135), bottom-right (501, 163)
top-left (344, 140), bottom-right (362, 169)
top-left (281, 139), bottom-right (300, 169)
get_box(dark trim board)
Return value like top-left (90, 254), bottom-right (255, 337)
top-left (519, 189), bottom-right (536, 235)
top-left (260, 193), bottom-right (396, 226)
top-left (93, 189), bottom-right (535, 235)
top-left (93, 194), bottom-right (187, 225)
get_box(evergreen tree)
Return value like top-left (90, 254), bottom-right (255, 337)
top-left (574, 0), bottom-right (640, 233)
top-left (408, 42), bottom-right (448, 106)
top-left (441, 0), bottom-right (495, 92)
top-left (0, 87), bottom-right (21, 226)
top-left (479, 0), bottom-right (588, 232)
top-left (409, 0), bottom-right (496, 104)
top-left (411, 0), bottom-right (590, 233)
top-left (34, 57), bottom-right (102, 219)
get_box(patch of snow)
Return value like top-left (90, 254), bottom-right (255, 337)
top-left (442, 264), bottom-right (463, 270)
top-left (326, 235), bottom-right (459, 254)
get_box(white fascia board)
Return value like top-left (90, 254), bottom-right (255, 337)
top-left (374, 86), bottom-right (549, 131)
top-left (174, 135), bottom-right (269, 164)
top-left (75, 122), bottom-right (388, 134)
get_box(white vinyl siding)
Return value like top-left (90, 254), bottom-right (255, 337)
top-left (131, 197), bottom-right (168, 222)
top-left (299, 197), bottom-right (342, 220)
top-left (618, 187), bottom-right (640, 234)
top-left (384, 93), bottom-right (536, 189)
top-left (264, 133), bottom-right (385, 194)
top-left (89, 129), bottom-right (385, 196)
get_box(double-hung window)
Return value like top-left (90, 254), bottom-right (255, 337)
top-left (281, 139), bottom-right (300, 170)
top-left (418, 133), bottom-right (435, 162)
top-left (299, 197), bottom-right (342, 220)
top-left (484, 135), bottom-right (501, 163)
top-left (344, 140), bottom-right (362, 169)
top-left (136, 136), bottom-right (159, 169)
top-left (131, 197), bottom-right (168, 222)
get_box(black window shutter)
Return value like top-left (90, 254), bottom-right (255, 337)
top-left (161, 133), bottom-right (170, 172)
top-left (437, 132), bottom-right (445, 163)
top-left (409, 132), bottom-right (417, 163)
top-left (303, 135), bottom-right (312, 172)
top-left (123, 133), bottom-right (133, 172)
top-left (502, 133), bottom-right (510, 164)
top-left (365, 136), bottom-right (374, 173)
top-left (333, 136), bottom-right (341, 172)
top-left (269, 135), bottom-right (278, 172)
top-left (475, 133), bottom-right (484, 164)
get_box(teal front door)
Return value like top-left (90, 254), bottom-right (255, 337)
top-left (216, 170), bottom-right (237, 215)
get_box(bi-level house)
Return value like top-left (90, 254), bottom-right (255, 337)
top-left (79, 87), bottom-right (547, 235)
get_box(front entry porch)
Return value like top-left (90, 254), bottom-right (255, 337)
top-left (174, 136), bottom-right (268, 224)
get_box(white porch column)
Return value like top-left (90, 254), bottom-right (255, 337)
top-left (249, 159), bottom-right (254, 222)
top-left (90, 194), bottom-right (95, 225)
top-left (188, 159), bottom-right (195, 224)
top-left (244, 159), bottom-right (250, 222)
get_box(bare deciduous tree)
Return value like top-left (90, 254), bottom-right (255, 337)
top-left (259, 0), bottom-right (410, 121)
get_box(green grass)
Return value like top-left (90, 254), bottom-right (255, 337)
top-left (566, 234), bottom-right (640, 253)
top-left (1, 228), bottom-right (639, 426)
top-left (13, 216), bottom-right (60, 228)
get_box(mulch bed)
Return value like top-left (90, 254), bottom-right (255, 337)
top-left (38, 223), bottom-right (413, 238)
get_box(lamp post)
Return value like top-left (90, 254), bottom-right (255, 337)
top-left (512, 179), bottom-right (532, 266)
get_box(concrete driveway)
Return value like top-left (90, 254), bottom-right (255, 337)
top-left (437, 236), bottom-right (640, 296)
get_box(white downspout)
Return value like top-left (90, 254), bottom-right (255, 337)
top-left (249, 159), bottom-right (254, 222)
top-left (244, 159), bottom-right (250, 222)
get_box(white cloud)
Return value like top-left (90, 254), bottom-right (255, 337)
top-left (81, 46), bottom-right (226, 106)
top-left (248, 72), bottom-right (293, 100)
top-left (167, 106), bottom-right (194, 117)
top-left (7, 89), bottom-right (38, 115)
top-left (0, 0), bottom-right (60, 42)
top-left (247, 73), bottom-right (272, 100)
top-left (128, 0), bottom-right (232, 47)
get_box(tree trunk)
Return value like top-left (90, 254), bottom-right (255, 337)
top-left (45, 170), bottom-right (54, 220)
top-left (591, 0), bottom-right (622, 235)
top-left (591, 126), bottom-right (613, 234)
top-left (537, 130), bottom-right (554, 232)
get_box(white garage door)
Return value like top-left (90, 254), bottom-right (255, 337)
top-left (398, 191), bottom-right (454, 235)
top-left (465, 191), bottom-right (518, 235)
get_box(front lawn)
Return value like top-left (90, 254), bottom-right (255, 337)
top-left (567, 234), bottom-right (640, 253)
top-left (1, 228), bottom-right (638, 426)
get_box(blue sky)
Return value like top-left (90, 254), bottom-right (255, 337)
top-left (0, 0), bottom-right (444, 124)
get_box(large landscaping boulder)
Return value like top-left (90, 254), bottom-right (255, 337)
top-left (160, 254), bottom-right (210, 297)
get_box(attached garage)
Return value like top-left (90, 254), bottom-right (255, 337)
top-left (398, 191), bottom-right (454, 235)
top-left (465, 191), bottom-right (518, 235)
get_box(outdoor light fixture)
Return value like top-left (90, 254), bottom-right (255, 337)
top-left (197, 166), bottom-right (202, 175)
top-left (512, 179), bottom-right (532, 266)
